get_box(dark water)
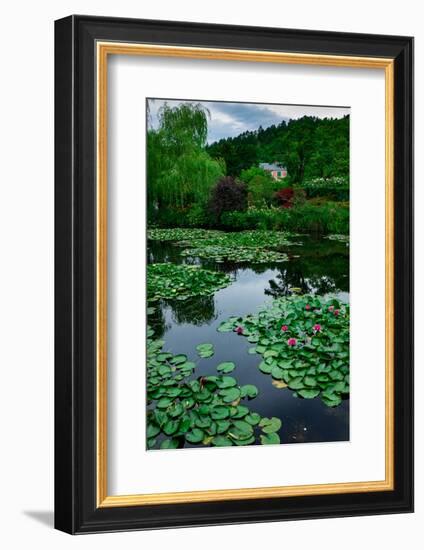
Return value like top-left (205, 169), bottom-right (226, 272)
top-left (148, 236), bottom-right (349, 446)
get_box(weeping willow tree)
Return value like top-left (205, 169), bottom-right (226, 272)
top-left (147, 102), bottom-right (225, 212)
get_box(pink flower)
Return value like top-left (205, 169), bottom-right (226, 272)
top-left (281, 325), bottom-right (288, 332)
top-left (328, 305), bottom-right (334, 312)
top-left (305, 304), bottom-right (311, 310)
top-left (334, 309), bottom-right (340, 316)
top-left (287, 337), bottom-right (297, 347)
top-left (235, 326), bottom-right (244, 335)
top-left (313, 324), bottom-right (322, 332)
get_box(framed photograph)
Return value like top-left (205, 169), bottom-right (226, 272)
top-left (54, 15), bottom-right (414, 534)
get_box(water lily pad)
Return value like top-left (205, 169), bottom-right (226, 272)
top-left (232, 405), bottom-right (250, 418)
top-left (271, 366), bottom-right (284, 380)
top-left (298, 388), bottom-right (320, 399)
top-left (212, 435), bottom-right (233, 446)
top-left (220, 387), bottom-right (241, 403)
top-left (259, 361), bottom-right (273, 374)
top-left (196, 343), bottom-right (214, 358)
top-left (195, 416), bottom-right (212, 429)
top-left (217, 361), bottom-right (235, 374)
top-left (147, 423), bottom-right (160, 439)
top-left (170, 354), bottom-right (187, 365)
top-left (216, 376), bottom-right (237, 389)
top-left (163, 419), bottom-right (180, 435)
top-left (234, 435), bottom-right (256, 446)
top-left (160, 438), bottom-right (179, 449)
top-left (233, 420), bottom-right (254, 435)
top-left (216, 420), bottom-right (231, 434)
top-left (288, 377), bottom-right (305, 390)
top-left (210, 406), bottom-right (230, 420)
top-left (240, 384), bottom-right (259, 399)
top-left (245, 412), bottom-right (261, 425)
top-left (185, 428), bottom-right (205, 443)
top-left (156, 397), bottom-right (173, 409)
top-left (156, 352), bottom-right (173, 362)
top-left (259, 417), bottom-right (282, 434)
top-left (260, 432), bottom-right (281, 445)
top-left (217, 321), bottom-right (234, 332)
top-left (147, 437), bottom-right (157, 449)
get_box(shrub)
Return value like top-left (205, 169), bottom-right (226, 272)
top-left (301, 176), bottom-right (349, 201)
top-left (275, 187), bottom-right (294, 208)
top-left (220, 202), bottom-right (349, 234)
top-left (240, 166), bottom-right (278, 207)
top-left (246, 174), bottom-right (278, 207)
top-left (209, 176), bottom-right (247, 221)
top-left (185, 203), bottom-right (209, 227)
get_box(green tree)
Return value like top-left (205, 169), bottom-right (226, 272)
top-left (147, 103), bottom-right (225, 211)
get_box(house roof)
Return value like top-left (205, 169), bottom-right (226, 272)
top-left (259, 162), bottom-right (286, 171)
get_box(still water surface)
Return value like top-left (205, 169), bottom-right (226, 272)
top-left (148, 236), bottom-right (349, 446)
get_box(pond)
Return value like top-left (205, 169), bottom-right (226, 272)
top-left (147, 234), bottom-right (349, 448)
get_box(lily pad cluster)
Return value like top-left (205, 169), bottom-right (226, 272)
top-left (146, 329), bottom-right (283, 448)
top-left (147, 228), bottom-right (223, 242)
top-left (147, 263), bottom-right (231, 301)
top-left (326, 234), bottom-right (349, 244)
top-left (175, 230), bottom-right (298, 249)
top-left (180, 245), bottom-right (289, 264)
top-left (218, 295), bottom-right (349, 407)
top-left (148, 228), bottom-right (298, 264)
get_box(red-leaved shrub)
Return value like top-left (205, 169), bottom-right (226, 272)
top-left (275, 187), bottom-right (294, 208)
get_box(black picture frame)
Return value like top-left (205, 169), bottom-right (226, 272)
top-left (55, 14), bottom-right (414, 534)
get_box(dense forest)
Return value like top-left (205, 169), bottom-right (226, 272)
top-left (206, 115), bottom-right (349, 183)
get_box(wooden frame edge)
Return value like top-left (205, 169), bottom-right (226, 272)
top-left (96, 42), bottom-right (395, 508)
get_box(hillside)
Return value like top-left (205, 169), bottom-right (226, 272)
top-left (206, 115), bottom-right (349, 183)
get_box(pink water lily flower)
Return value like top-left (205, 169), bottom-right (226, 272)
top-left (281, 325), bottom-right (288, 332)
top-left (305, 304), bottom-right (311, 310)
top-left (235, 326), bottom-right (244, 335)
top-left (334, 309), bottom-right (340, 316)
top-left (328, 305), bottom-right (334, 312)
top-left (313, 324), bottom-right (322, 332)
top-left (287, 337), bottom-right (297, 347)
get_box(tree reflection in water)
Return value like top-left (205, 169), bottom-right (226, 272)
top-left (169, 294), bottom-right (217, 326)
top-left (265, 240), bottom-right (349, 298)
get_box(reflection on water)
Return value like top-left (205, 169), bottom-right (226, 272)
top-left (147, 235), bottom-right (349, 445)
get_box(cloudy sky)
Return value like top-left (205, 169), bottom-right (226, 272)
top-left (147, 98), bottom-right (350, 144)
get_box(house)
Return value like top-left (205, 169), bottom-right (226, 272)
top-left (259, 162), bottom-right (287, 180)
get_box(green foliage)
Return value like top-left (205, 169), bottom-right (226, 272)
top-left (218, 295), bottom-right (350, 407)
top-left (207, 115), bottom-right (349, 182)
top-left (220, 202), bottom-right (349, 234)
top-left (147, 263), bottom-right (231, 301)
top-left (147, 102), bottom-right (224, 210)
top-left (239, 166), bottom-right (279, 207)
top-left (301, 176), bottom-right (349, 201)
